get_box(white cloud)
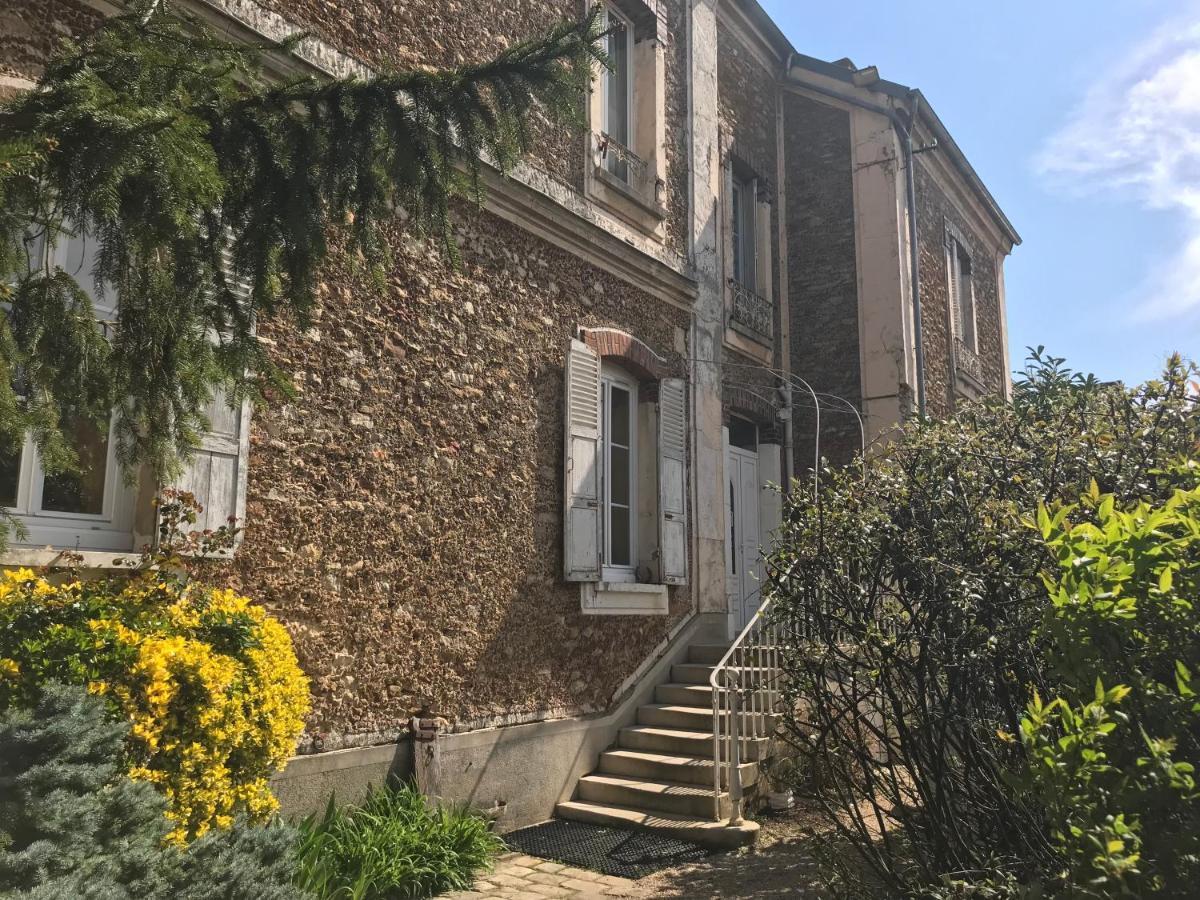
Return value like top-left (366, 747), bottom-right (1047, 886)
top-left (1036, 15), bottom-right (1200, 321)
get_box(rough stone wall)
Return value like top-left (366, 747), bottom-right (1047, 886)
top-left (715, 26), bottom-right (784, 431)
top-left (782, 92), bottom-right (863, 470)
top-left (914, 162), bottom-right (1006, 417)
top-left (224, 205), bottom-right (691, 750)
top-left (1, 0), bottom-right (691, 256)
top-left (0, 0), bottom-right (100, 85)
top-left (0, 0), bottom-right (696, 751)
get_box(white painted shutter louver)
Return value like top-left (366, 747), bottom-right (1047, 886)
top-left (658, 377), bottom-right (688, 585)
top-left (172, 244), bottom-right (251, 552)
top-left (563, 339), bottom-right (602, 581)
top-left (947, 240), bottom-right (961, 340)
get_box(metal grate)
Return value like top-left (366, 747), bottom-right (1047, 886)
top-left (502, 819), bottom-right (710, 880)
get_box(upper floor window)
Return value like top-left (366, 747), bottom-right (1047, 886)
top-left (601, 5), bottom-right (633, 183)
top-left (587, 2), bottom-right (667, 227)
top-left (730, 173), bottom-right (758, 295)
top-left (725, 160), bottom-right (773, 346)
top-left (947, 235), bottom-right (977, 352)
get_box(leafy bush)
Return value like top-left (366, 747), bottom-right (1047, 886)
top-left (0, 682), bottom-right (304, 899)
top-left (767, 352), bottom-right (1198, 896)
top-left (0, 558), bottom-right (309, 843)
top-left (1015, 467), bottom-right (1200, 896)
top-left (294, 784), bottom-right (504, 899)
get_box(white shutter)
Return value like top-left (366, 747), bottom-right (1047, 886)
top-left (658, 377), bottom-right (688, 585)
top-left (564, 339), bottom-right (601, 581)
top-left (175, 389), bottom-right (250, 550)
top-left (947, 240), bottom-right (961, 339)
top-left (171, 243), bottom-right (251, 552)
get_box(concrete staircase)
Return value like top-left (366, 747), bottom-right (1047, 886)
top-left (556, 642), bottom-right (770, 849)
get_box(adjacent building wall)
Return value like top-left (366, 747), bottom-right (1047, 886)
top-left (913, 162), bottom-right (1008, 417)
top-left (782, 91), bottom-right (863, 470)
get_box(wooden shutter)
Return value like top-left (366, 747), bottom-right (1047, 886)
top-left (658, 377), bottom-right (688, 585)
top-left (947, 239), bottom-right (961, 339)
top-left (172, 245), bottom-right (251, 552)
top-left (563, 339), bottom-right (601, 581)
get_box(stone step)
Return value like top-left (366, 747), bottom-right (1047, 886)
top-left (618, 725), bottom-right (769, 760)
top-left (654, 682), bottom-right (781, 710)
top-left (576, 773), bottom-right (729, 819)
top-left (596, 748), bottom-right (759, 788)
top-left (637, 703), bottom-right (714, 731)
top-left (555, 800), bottom-right (758, 850)
top-left (637, 703), bottom-right (777, 734)
top-left (670, 663), bottom-right (781, 689)
top-left (686, 643), bottom-right (732, 665)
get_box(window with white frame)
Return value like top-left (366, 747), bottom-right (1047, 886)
top-left (0, 227), bottom-right (250, 558)
top-left (0, 231), bottom-right (137, 552)
top-left (601, 4), bottom-right (634, 183)
top-left (600, 363), bottom-right (637, 580)
top-left (563, 337), bottom-right (687, 613)
top-left (730, 173), bottom-right (757, 295)
top-left (947, 235), bottom-right (977, 352)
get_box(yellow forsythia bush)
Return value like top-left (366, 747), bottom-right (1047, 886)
top-left (0, 568), bottom-right (309, 843)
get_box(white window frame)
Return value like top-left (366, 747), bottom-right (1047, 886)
top-left (1, 230), bottom-right (137, 552)
top-left (601, 4), bottom-right (635, 179)
top-left (600, 363), bottom-right (638, 582)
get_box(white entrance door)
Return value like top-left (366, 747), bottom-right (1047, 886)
top-left (725, 444), bottom-right (763, 634)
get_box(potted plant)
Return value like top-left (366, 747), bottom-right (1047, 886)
top-left (764, 754), bottom-right (799, 811)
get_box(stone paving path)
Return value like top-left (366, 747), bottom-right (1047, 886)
top-left (445, 852), bottom-right (648, 899)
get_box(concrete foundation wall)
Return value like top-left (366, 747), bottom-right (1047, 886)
top-left (274, 613), bottom-right (709, 830)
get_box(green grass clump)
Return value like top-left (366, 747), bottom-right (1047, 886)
top-left (293, 783), bottom-right (504, 899)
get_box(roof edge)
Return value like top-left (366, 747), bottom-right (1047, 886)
top-left (786, 53), bottom-right (1022, 248)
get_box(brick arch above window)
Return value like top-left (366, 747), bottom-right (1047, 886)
top-left (722, 385), bottom-right (782, 444)
top-left (579, 327), bottom-right (668, 382)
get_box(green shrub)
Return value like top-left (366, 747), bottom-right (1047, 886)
top-left (294, 784), bottom-right (504, 899)
top-left (768, 351), bottom-right (1198, 896)
top-left (1015, 465), bottom-right (1200, 896)
top-left (0, 494), bottom-right (310, 843)
top-left (0, 682), bottom-right (304, 899)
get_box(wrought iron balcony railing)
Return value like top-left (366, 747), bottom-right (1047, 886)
top-left (953, 337), bottom-right (987, 387)
top-left (729, 279), bottom-right (773, 342)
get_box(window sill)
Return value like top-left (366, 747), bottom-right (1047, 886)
top-left (581, 581), bottom-right (669, 616)
top-left (0, 547), bottom-right (141, 569)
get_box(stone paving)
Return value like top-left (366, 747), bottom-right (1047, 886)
top-left (445, 852), bottom-right (648, 899)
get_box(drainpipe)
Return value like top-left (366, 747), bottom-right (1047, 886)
top-left (780, 59), bottom-right (928, 419)
top-left (774, 81), bottom-right (794, 494)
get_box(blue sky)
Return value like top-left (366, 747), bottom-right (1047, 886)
top-left (761, 0), bottom-right (1199, 386)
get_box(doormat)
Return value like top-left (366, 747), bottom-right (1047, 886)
top-left (502, 818), bottom-right (711, 880)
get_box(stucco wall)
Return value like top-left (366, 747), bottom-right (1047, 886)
top-left (914, 162), bottom-right (1006, 417)
top-left (782, 92), bottom-right (863, 470)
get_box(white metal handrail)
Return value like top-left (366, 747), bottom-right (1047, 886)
top-left (709, 590), bottom-right (781, 823)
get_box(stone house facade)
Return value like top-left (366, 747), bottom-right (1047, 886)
top-left (0, 0), bottom-right (1017, 830)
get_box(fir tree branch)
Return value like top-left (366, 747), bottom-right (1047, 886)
top-left (0, 1), bottom-right (605, 492)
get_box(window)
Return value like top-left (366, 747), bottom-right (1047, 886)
top-left (563, 336), bottom-right (688, 613)
top-left (0, 226), bottom-right (250, 559)
top-left (587, 1), bottom-right (667, 225)
top-left (948, 236), bottom-right (977, 351)
top-left (601, 5), bottom-right (633, 183)
top-left (600, 364), bottom-right (637, 580)
top-left (730, 174), bottom-right (757, 295)
top-left (1, 230), bottom-right (137, 552)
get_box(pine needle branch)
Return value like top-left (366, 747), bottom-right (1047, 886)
top-left (0, 0), bottom-right (604, 488)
